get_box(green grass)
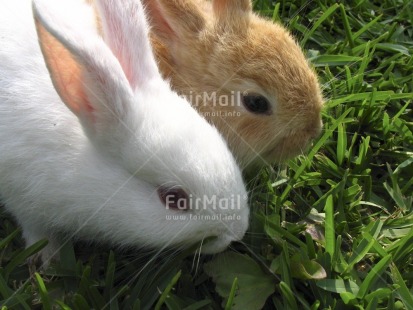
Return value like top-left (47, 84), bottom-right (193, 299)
top-left (1, 0), bottom-right (413, 309)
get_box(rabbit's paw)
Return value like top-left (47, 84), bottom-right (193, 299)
top-left (23, 229), bottom-right (60, 269)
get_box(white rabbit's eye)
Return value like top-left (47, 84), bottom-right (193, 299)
top-left (242, 94), bottom-right (271, 115)
top-left (158, 187), bottom-right (190, 211)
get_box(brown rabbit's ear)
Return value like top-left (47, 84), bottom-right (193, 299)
top-left (145, 0), bottom-right (206, 40)
top-left (213, 0), bottom-right (252, 15)
top-left (212, 0), bottom-right (252, 30)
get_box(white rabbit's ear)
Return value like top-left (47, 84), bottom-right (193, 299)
top-left (95, 0), bottom-right (161, 89)
top-left (145, 0), bottom-right (206, 41)
top-left (33, 1), bottom-right (133, 142)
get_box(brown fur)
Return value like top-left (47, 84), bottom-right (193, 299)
top-left (88, 0), bottom-right (324, 169)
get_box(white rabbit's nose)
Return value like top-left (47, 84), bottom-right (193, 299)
top-left (229, 207), bottom-right (249, 240)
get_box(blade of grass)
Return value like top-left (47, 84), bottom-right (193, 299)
top-left (154, 270), bottom-right (182, 310)
top-left (311, 55), bottom-right (362, 67)
top-left (224, 277), bottom-right (238, 310)
top-left (34, 273), bottom-right (51, 310)
top-left (0, 229), bottom-right (20, 250)
top-left (337, 122), bottom-right (346, 166)
top-left (324, 195), bottom-right (335, 260)
top-left (301, 4), bottom-right (340, 46)
top-left (104, 251), bottom-right (116, 300)
top-left (390, 227), bottom-right (413, 265)
top-left (390, 263), bottom-right (413, 308)
top-left (279, 281), bottom-right (298, 309)
top-left (353, 15), bottom-right (382, 41)
top-left (344, 221), bottom-right (383, 273)
top-left (339, 4), bottom-right (354, 48)
top-left (356, 255), bottom-right (392, 299)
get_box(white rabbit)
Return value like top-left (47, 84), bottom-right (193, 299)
top-left (0, 0), bottom-right (249, 263)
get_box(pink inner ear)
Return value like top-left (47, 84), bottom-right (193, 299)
top-left (212, 0), bottom-right (225, 14)
top-left (50, 57), bottom-right (94, 115)
top-left (97, 1), bottom-right (139, 89)
top-left (145, 0), bottom-right (176, 38)
top-left (213, 0), bottom-right (251, 15)
top-left (35, 19), bottom-right (95, 121)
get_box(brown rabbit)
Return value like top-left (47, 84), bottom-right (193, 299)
top-left (89, 0), bottom-right (324, 170)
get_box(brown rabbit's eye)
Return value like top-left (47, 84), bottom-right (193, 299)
top-left (242, 94), bottom-right (271, 115)
top-left (158, 186), bottom-right (190, 211)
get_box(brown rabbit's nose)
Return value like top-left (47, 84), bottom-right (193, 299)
top-left (307, 119), bottom-right (323, 140)
top-left (315, 119), bottom-right (323, 135)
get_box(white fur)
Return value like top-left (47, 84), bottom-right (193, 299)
top-left (0, 0), bottom-right (249, 262)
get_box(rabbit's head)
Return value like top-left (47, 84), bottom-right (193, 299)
top-left (145, 0), bottom-right (324, 169)
top-left (32, 0), bottom-right (248, 253)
